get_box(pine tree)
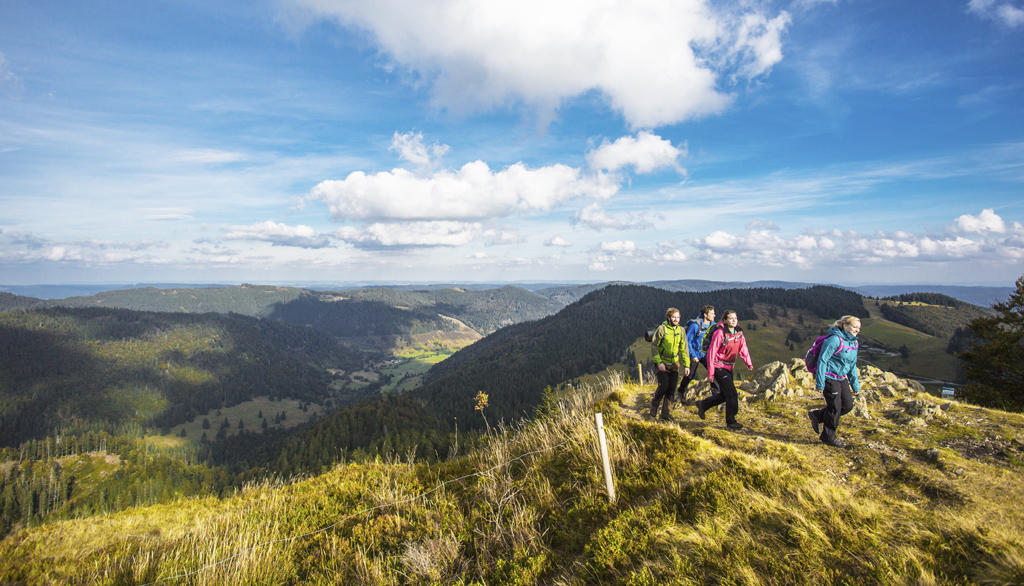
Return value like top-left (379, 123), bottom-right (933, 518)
top-left (957, 275), bottom-right (1024, 411)
top-left (202, 418), bottom-right (210, 430)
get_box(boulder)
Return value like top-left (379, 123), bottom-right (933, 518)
top-left (861, 365), bottom-right (885, 379)
top-left (901, 398), bottom-right (943, 419)
top-left (751, 361), bottom-right (790, 393)
top-left (788, 358), bottom-right (807, 373)
top-left (907, 380), bottom-right (926, 393)
top-left (852, 395), bottom-right (872, 419)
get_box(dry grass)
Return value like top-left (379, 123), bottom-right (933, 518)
top-left (2, 371), bottom-right (1023, 585)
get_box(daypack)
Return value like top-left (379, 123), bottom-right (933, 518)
top-left (700, 323), bottom-right (724, 354)
top-left (644, 328), bottom-right (656, 342)
top-left (804, 334), bottom-right (844, 375)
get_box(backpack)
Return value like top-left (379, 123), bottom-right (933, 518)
top-left (644, 329), bottom-right (656, 342)
top-left (701, 323), bottom-right (724, 354)
top-left (804, 334), bottom-right (840, 375)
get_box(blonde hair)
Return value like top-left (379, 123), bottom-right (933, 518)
top-left (834, 315), bottom-right (861, 329)
top-left (665, 307), bottom-right (681, 321)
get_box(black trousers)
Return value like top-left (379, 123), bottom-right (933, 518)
top-left (651, 368), bottom-right (680, 416)
top-left (701, 368), bottom-right (739, 424)
top-left (812, 378), bottom-right (853, 442)
top-left (678, 356), bottom-right (709, 395)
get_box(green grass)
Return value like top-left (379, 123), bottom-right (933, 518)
top-left (147, 397), bottom-right (318, 448)
top-left (8, 371), bottom-right (1024, 585)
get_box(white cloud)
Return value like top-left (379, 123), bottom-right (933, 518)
top-left (312, 161), bottom-right (618, 222)
top-left (968, 0), bottom-right (1024, 27)
top-left (290, 0), bottom-right (791, 127)
top-left (221, 221), bottom-right (331, 248)
top-left (955, 208), bottom-right (1006, 234)
top-left (589, 261), bottom-right (613, 271)
top-left (467, 251), bottom-right (487, 259)
top-left (544, 236), bottom-right (573, 247)
top-left (689, 211), bottom-right (1024, 268)
top-left (389, 130), bottom-right (450, 174)
top-left (600, 240), bottom-right (637, 255)
top-left (731, 11), bottom-right (792, 78)
top-left (571, 203), bottom-right (651, 231)
top-left (334, 220), bottom-right (483, 247)
top-left (586, 131), bottom-right (686, 174)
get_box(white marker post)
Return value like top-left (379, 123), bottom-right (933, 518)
top-left (637, 363), bottom-right (642, 385)
top-left (595, 412), bottom-right (616, 503)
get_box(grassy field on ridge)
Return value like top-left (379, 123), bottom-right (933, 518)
top-left (3, 369), bottom-right (1022, 585)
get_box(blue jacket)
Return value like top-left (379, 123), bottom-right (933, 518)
top-left (814, 326), bottom-right (860, 394)
top-left (685, 318), bottom-right (713, 360)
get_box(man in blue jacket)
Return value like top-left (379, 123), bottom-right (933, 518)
top-left (678, 305), bottom-right (715, 401)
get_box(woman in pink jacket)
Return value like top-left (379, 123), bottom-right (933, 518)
top-left (695, 309), bottom-right (753, 430)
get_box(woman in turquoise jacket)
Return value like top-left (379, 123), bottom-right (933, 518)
top-left (808, 315), bottom-right (861, 448)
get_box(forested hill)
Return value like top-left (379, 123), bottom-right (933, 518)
top-left (0, 306), bottom-right (366, 447)
top-left (269, 284), bottom-right (868, 474)
top-left (414, 284), bottom-right (867, 429)
top-left (26, 283), bottom-right (561, 338)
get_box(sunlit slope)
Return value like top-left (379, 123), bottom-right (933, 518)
top-left (3, 373), bottom-right (1021, 585)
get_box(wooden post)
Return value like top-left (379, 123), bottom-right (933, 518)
top-left (637, 363), bottom-right (642, 385)
top-left (595, 412), bottom-right (616, 503)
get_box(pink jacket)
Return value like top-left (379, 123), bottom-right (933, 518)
top-left (706, 324), bottom-right (753, 380)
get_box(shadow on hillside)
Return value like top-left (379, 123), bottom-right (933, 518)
top-left (0, 325), bottom-right (104, 447)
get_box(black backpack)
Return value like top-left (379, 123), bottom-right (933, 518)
top-left (701, 323), bottom-right (724, 354)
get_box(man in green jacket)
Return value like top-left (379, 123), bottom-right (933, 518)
top-left (650, 307), bottom-right (691, 420)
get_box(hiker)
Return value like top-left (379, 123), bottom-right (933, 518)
top-left (695, 309), bottom-right (752, 430)
top-left (649, 307), bottom-right (690, 420)
top-left (678, 305), bottom-right (715, 400)
top-left (808, 315), bottom-right (861, 448)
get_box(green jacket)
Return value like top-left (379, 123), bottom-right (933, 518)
top-left (652, 321), bottom-right (690, 368)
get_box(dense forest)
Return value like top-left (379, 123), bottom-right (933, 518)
top-left (262, 284), bottom-right (868, 474)
top-left (0, 283), bottom-right (867, 537)
top-left (0, 307), bottom-right (368, 447)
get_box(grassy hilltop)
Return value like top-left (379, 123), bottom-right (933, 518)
top-left (2, 368), bottom-right (1022, 585)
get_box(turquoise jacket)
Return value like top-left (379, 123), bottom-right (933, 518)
top-left (814, 326), bottom-right (860, 394)
top-left (652, 321), bottom-right (690, 368)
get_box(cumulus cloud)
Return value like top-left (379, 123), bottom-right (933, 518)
top-left (600, 240), bottom-right (637, 255)
top-left (3, 231), bottom-right (50, 249)
top-left (289, 0), bottom-right (791, 127)
top-left (571, 203), bottom-right (651, 231)
top-left (654, 241), bottom-right (688, 262)
top-left (334, 220), bottom-right (484, 247)
top-left (544, 236), bottom-right (573, 247)
top-left (390, 131), bottom-right (450, 175)
top-left (955, 208), bottom-right (1006, 234)
top-left (312, 160), bottom-right (618, 222)
top-left (586, 132), bottom-right (686, 174)
top-left (690, 209), bottom-right (1024, 268)
top-left (968, 0), bottom-right (1024, 27)
top-left (221, 221), bottom-right (331, 248)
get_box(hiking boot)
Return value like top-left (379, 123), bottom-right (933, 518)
top-left (696, 401), bottom-right (706, 420)
top-left (808, 410), bottom-right (821, 435)
top-left (822, 438), bottom-right (846, 448)
top-left (726, 421), bottom-right (743, 430)
top-left (659, 413), bottom-right (675, 422)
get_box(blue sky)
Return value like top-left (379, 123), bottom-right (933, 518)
top-left (1, 0), bottom-right (1022, 287)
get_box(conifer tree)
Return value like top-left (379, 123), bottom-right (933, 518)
top-left (957, 275), bottom-right (1024, 412)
